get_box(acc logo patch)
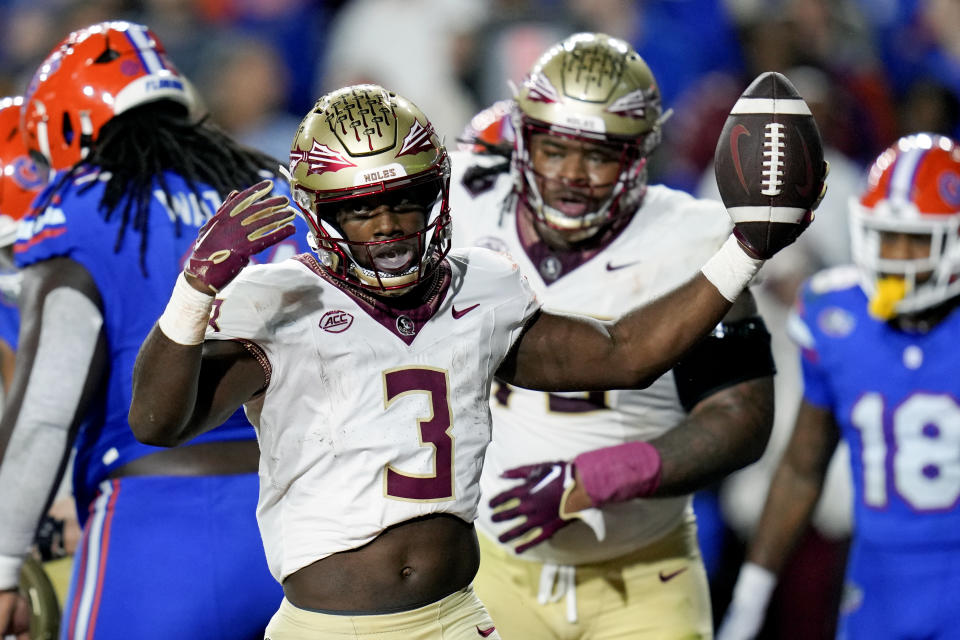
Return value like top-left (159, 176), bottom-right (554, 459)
top-left (320, 310), bottom-right (354, 333)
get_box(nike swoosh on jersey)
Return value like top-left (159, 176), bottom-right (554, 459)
top-left (658, 567), bottom-right (688, 583)
top-left (605, 260), bottom-right (642, 272)
top-left (477, 626), bottom-right (497, 637)
top-left (452, 303), bottom-right (480, 319)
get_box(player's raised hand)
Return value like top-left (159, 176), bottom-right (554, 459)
top-left (184, 179), bottom-right (296, 294)
top-left (714, 71), bottom-right (828, 259)
top-left (0, 589), bottom-right (30, 640)
top-left (490, 461), bottom-right (580, 554)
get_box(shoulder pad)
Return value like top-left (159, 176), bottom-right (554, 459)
top-left (808, 265), bottom-right (860, 296)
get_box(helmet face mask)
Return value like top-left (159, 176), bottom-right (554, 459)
top-left (21, 21), bottom-right (196, 170)
top-left (287, 85), bottom-right (451, 296)
top-left (512, 32), bottom-right (664, 241)
top-left (850, 133), bottom-right (960, 317)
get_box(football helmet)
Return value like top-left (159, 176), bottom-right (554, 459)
top-left (850, 133), bottom-right (960, 317)
top-left (21, 21), bottom-right (197, 170)
top-left (0, 96), bottom-right (44, 246)
top-left (286, 85), bottom-right (451, 295)
top-left (512, 32), bottom-right (666, 237)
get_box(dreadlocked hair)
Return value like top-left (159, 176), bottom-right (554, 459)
top-left (39, 101), bottom-right (280, 274)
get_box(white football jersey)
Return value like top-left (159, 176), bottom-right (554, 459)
top-left (450, 150), bottom-right (732, 565)
top-left (205, 248), bottom-right (540, 581)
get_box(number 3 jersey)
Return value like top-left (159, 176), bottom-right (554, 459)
top-left (791, 266), bottom-right (960, 547)
top-left (449, 151), bottom-right (732, 565)
top-left (204, 248), bottom-right (540, 581)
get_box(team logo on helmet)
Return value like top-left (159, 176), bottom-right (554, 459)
top-left (938, 170), bottom-right (960, 207)
top-left (525, 72), bottom-right (560, 105)
top-left (290, 139), bottom-right (358, 177)
top-left (397, 119), bottom-right (438, 158)
top-left (605, 87), bottom-right (659, 120)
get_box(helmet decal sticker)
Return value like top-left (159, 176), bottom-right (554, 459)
top-left (604, 87), bottom-right (656, 119)
top-left (938, 171), bottom-right (960, 207)
top-left (397, 118), bottom-right (437, 158)
top-left (290, 139), bottom-right (358, 177)
top-left (525, 72), bottom-right (559, 105)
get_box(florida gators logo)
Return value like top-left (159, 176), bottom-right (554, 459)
top-left (320, 310), bottom-right (353, 333)
top-left (938, 170), bottom-right (960, 207)
top-left (13, 156), bottom-right (44, 191)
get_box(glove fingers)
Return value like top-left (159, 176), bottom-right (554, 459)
top-left (241, 201), bottom-right (292, 227)
top-left (497, 520), bottom-right (534, 544)
top-left (511, 527), bottom-right (549, 554)
top-left (489, 505), bottom-right (522, 523)
top-left (246, 218), bottom-right (297, 247)
top-left (488, 486), bottom-right (528, 508)
top-left (230, 180), bottom-right (277, 217)
top-left (500, 464), bottom-right (544, 480)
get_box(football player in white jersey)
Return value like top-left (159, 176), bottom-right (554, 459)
top-left (128, 83), bottom-right (810, 639)
top-left (451, 33), bottom-right (777, 638)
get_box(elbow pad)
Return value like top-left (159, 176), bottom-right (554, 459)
top-left (673, 316), bottom-right (775, 412)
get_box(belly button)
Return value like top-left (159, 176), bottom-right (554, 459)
top-left (401, 566), bottom-right (414, 578)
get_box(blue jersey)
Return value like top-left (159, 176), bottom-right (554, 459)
top-left (13, 169), bottom-right (311, 511)
top-left (790, 266), bottom-right (960, 549)
top-left (0, 267), bottom-right (18, 350)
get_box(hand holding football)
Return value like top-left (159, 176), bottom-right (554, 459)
top-left (714, 71), bottom-right (827, 259)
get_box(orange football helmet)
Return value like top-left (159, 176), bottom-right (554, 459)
top-left (850, 133), bottom-right (960, 316)
top-left (21, 21), bottom-right (197, 170)
top-left (0, 97), bottom-right (45, 245)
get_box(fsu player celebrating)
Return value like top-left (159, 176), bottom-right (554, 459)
top-left (129, 82), bottom-right (821, 638)
top-left (450, 32), bottom-right (778, 638)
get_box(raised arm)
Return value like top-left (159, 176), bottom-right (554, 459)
top-left (716, 400), bottom-right (840, 640)
top-left (128, 180), bottom-right (295, 447)
top-left (499, 236), bottom-right (763, 391)
top-left (0, 257), bottom-right (108, 633)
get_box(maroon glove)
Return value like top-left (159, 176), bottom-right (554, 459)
top-left (184, 179), bottom-right (296, 294)
top-left (489, 461), bottom-right (577, 554)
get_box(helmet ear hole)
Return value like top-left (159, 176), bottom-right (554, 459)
top-left (94, 47), bottom-right (121, 64)
top-left (61, 112), bottom-right (74, 146)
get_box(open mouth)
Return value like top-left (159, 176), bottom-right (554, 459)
top-left (368, 243), bottom-right (417, 274)
top-left (549, 191), bottom-right (596, 217)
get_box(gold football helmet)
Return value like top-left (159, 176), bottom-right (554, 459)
top-left (513, 32), bottom-right (666, 236)
top-left (286, 85), bottom-right (451, 294)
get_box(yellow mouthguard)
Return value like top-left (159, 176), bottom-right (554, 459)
top-left (868, 277), bottom-right (908, 320)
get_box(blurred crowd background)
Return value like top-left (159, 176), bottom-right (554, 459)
top-left (2, 0), bottom-right (958, 636)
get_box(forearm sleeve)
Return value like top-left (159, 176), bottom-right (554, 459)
top-left (0, 288), bottom-right (102, 588)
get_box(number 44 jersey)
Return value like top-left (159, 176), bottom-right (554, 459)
top-left (204, 248), bottom-right (540, 582)
top-left (791, 265), bottom-right (960, 547)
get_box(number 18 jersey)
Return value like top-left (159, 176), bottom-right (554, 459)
top-left (791, 266), bottom-right (960, 548)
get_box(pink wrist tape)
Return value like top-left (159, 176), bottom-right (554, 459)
top-left (574, 441), bottom-right (662, 507)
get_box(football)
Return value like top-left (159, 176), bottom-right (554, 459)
top-left (714, 71), bottom-right (825, 259)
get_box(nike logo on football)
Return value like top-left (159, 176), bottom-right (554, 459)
top-left (658, 567), bottom-right (688, 583)
top-left (605, 260), bottom-right (642, 271)
top-left (730, 124), bottom-right (751, 193)
top-left (477, 626), bottom-right (497, 637)
top-left (452, 303), bottom-right (479, 319)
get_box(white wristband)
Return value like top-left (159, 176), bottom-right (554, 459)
top-left (701, 235), bottom-right (764, 302)
top-left (157, 273), bottom-right (215, 346)
top-left (732, 562), bottom-right (776, 605)
top-left (0, 554), bottom-right (24, 591)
